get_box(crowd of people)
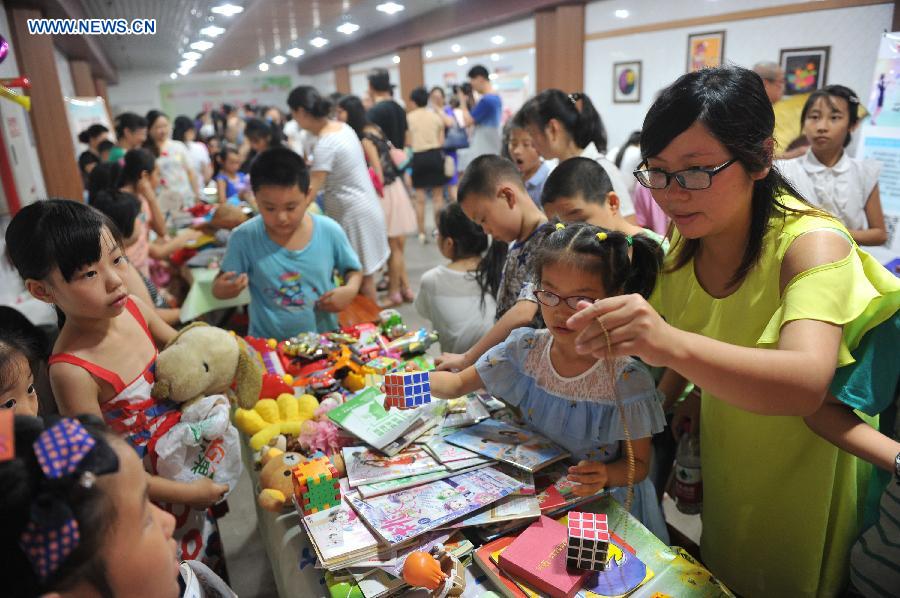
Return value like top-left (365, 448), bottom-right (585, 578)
top-left (1, 56), bottom-right (898, 598)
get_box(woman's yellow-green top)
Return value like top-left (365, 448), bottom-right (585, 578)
top-left (650, 196), bottom-right (900, 598)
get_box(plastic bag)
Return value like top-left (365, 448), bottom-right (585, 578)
top-left (155, 394), bottom-right (243, 497)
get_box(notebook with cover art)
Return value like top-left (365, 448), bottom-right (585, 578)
top-left (343, 445), bottom-right (445, 487)
top-left (444, 419), bottom-right (570, 473)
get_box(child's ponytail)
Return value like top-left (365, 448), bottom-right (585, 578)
top-left (513, 90), bottom-right (608, 153)
top-left (623, 233), bottom-right (664, 299)
top-left (569, 92), bottom-right (608, 153)
top-left (437, 203), bottom-right (507, 309)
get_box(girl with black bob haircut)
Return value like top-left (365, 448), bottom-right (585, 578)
top-left (567, 65), bottom-right (900, 598)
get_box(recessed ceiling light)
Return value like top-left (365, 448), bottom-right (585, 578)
top-left (392, 55), bottom-right (400, 64)
top-left (182, 51), bottom-right (202, 60)
top-left (200, 25), bottom-right (225, 37)
top-left (310, 36), bottom-right (329, 48)
top-left (231, 69), bottom-right (241, 76)
top-left (376, 2), bottom-right (404, 15)
top-left (180, 59), bottom-right (197, 69)
top-left (272, 55), bottom-right (286, 65)
top-left (425, 50), bottom-right (433, 58)
top-left (286, 47), bottom-right (305, 58)
top-left (615, 9), bottom-right (629, 18)
top-left (336, 22), bottom-right (359, 35)
top-left (489, 73), bottom-right (498, 80)
top-left (450, 44), bottom-right (461, 53)
top-left (490, 53), bottom-right (500, 61)
top-left (169, 73), bottom-right (178, 80)
top-left (211, 4), bottom-right (243, 17)
top-left (190, 40), bottom-right (214, 51)
top-left (490, 35), bottom-right (505, 45)
top-left (456, 56), bottom-right (468, 66)
top-left (258, 62), bottom-right (269, 72)
top-left (177, 66), bottom-right (190, 75)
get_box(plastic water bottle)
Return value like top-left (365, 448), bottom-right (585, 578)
top-left (674, 432), bottom-right (702, 514)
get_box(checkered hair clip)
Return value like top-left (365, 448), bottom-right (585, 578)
top-left (18, 419), bottom-right (118, 580)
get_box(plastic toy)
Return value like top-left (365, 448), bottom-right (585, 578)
top-left (233, 393), bottom-right (319, 451)
top-left (297, 395), bottom-right (347, 457)
top-left (566, 511), bottom-right (609, 571)
top-left (384, 371), bottom-right (432, 410)
top-left (245, 336), bottom-right (295, 400)
top-left (365, 356), bottom-right (398, 375)
top-left (378, 308), bottom-right (408, 339)
top-left (385, 328), bottom-right (439, 357)
top-left (292, 455), bottom-right (341, 515)
top-left (402, 544), bottom-right (465, 597)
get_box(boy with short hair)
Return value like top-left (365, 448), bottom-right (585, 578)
top-left (435, 154), bottom-right (547, 371)
top-left (507, 124), bottom-right (550, 207)
top-left (541, 157), bottom-right (669, 251)
top-left (213, 147), bottom-right (362, 339)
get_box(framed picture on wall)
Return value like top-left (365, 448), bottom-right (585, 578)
top-left (686, 31), bottom-right (725, 72)
top-left (613, 61), bottom-right (641, 103)
top-left (779, 46), bottom-right (829, 95)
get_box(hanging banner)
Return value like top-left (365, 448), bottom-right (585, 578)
top-left (857, 31), bottom-right (900, 263)
top-left (159, 75), bottom-right (296, 118)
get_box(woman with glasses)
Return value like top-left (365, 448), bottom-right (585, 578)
top-left (568, 66), bottom-right (899, 597)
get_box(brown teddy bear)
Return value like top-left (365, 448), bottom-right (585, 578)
top-left (152, 322), bottom-right (262, 409)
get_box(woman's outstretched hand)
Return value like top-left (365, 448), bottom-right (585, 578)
top-left (566, 295), bottom-right (677, 367)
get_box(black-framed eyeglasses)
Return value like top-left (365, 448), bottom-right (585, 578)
top-left (633, 158), bottom-right (738, 190)
top-left (534, 290), bottom-right (596, 310)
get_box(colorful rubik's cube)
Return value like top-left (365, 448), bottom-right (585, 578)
top-left (365, 356), bottom-right (398, 375)
top-left (384, 371), bottom-right (432, 409)
top-left (291, 456), bottom-right (341, 515)
top-left (566, 512), bottom-right (610, 571)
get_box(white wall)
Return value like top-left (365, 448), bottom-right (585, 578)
top-left (54, 47), bottom-right (76, 99)
top-left (309, 70), bottom-right (336, 95)
top-left (349, 53), bottom-right (400, 98)
top-left (423, 17), bottom-right (535, 97)
top-left (584, 0), bottom-right (895, 150)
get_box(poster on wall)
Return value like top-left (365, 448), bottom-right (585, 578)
top-left (857, 32), bottom-right (900, 262)
top-left (493, 73), bottom-right (528, 125)
top-left (159, 75), bottom-right (295, 119)
top-left (686, 31), bottom-right (725, 72)
top-left (613, 61), bottom-right (641, 104)
top-left (779, 47), bottom-right (829, 96)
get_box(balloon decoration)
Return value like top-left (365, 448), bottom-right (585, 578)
top-left (0, 35), bottom-right (30, 111)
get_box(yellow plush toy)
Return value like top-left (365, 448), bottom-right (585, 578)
top-left (234, 393), bottom-right (319, 451)
top-left (257, 447), bottom-right (304, 512)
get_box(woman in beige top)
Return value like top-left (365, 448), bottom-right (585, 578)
top-left (406, 86), bottom-right (447, 241)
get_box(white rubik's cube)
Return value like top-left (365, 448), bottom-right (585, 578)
top-left (384, 371), bottom-right (432, 409)
top-left (567, 511), bottom-right (610, 571)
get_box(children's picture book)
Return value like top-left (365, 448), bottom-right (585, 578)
top-left (448, 494), bottom-right (541, 528)
top-left (443, 393), bottom-right (492, 427)
top-left (444, 455), bottom-right (493, 471)
top-left (444, 419), bottom-right (570, 473)
top-left (356, 461), bottom-right (492, 498)
top-left (302, 494), bottom-right (383, 570)
top-left (422, 433), bottom-right (481, 463)
top-left (343, 446), bottom-right (445, 487)
top-left (346, 466), bottom-right (524, 545)
top-left (328, 387), bottom-right (436, 455)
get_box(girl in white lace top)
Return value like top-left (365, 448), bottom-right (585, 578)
top-left (430, 222), bottom-right (669, 541)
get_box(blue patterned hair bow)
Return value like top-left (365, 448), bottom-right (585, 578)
top-left (18, 419), bottom-right (117, 580)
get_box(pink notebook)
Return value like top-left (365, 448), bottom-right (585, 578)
top-left (497, 516), bottom-right (589, 598)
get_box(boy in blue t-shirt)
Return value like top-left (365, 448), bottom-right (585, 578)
top-left (213, 147), bottom-right (362, 339)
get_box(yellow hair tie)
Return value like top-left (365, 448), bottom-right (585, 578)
top-left (596, 232), bottom-right (608, 242)
top-left (555, 222), bottom-right (565, 231)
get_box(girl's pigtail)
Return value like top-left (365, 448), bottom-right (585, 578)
top-left (623, 233), bottom-right (664, 298)
top-left (475, 239), bottom-right (508, 301)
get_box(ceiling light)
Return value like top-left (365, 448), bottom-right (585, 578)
top-left (258, 62), bottom-right (269, 72)
top-left (615, 9), bottom-right (629, 18)
top-left (190, 40), bottom-right (214, 51)
top-left (376, 2), bottom-right (404, 15)
top-left (169, 73), bottom-right (178, 80)
top-left (490, 35), bottom-right (505, 45)
top-left (272, 55), bottom-right (286, 65)
top-left (392, 55), bottom-right (400, 64)
top-left (489, 73), bottom-right (498, 80)
top-left (211, 4), bottom-right (243, 17)
top-left (491, 53), bottom-right (501, 62)
top-left (425, 50), bottom-right (433, 58)
top-left (336, 22), bottom-right (359, 35)
top-left (287, 47), bottom-right (305, 58)
top-left (177, 66), bottom-right (190, 75)
top-left (451, 44), bottom-right (461, 53)
top-left (180, 60), bottom-right (197, 69)
top-left (231, 69), bottom-right (241, 76)
top-left (456, 56), bottom-right (468, 66)
top-left (310, 36), bottom-right (329, 48)
top-left (182, 51), bottom-right (202, 60)
top-left (200, 25), bottom-right (225, 37)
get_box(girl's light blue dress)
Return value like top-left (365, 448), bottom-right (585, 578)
top-left (475, 327), bottom-right (670, 543)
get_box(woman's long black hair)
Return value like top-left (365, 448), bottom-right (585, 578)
top-left (513, 89), bottom-right (608, 152)
top-left (641, 65), bottom-right (822, 288)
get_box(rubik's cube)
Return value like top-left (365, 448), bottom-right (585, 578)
top-left (567, 512), bottom-right (610, 571)
top-left (291, 456), bottom-right (340, 515)
top-left (365, 356), bottom-right (398, 375)
top-left (384, 371), bottom-right (432, 409)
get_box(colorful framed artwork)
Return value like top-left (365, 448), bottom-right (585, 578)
top-left (687, 31), bottom-right (725, 72)
top-left (613, 61), bottom-right (641, 103)
top-left (780, 46), bottom-right (829, 95)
